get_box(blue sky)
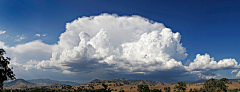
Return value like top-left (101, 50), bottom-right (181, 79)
top-left (1, 0), bottom-right (240, 83)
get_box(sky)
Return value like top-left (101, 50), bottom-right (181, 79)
top-left (1, 0), bottom-right (240, 83)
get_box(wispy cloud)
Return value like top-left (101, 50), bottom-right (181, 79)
top-left (35, 34), bottom-right (40, 37)
top-left (14, 34), bottom-right (26, 42)
top-left (0, 30), bottom-right (6, 34)
top-left (236, 71), bottom-right (240, 77)
top-left (231, 69), bottom-right (238, 74)
top-left (35, 34), bottom-right (47, 37)
top-left (42, 34), bottom-right (47, 36)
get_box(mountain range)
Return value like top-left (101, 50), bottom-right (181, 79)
top-left (168, 78), bottom-right (240, 85)
top-left (3, 78), bottom-right (240, 90)
top-left (90, 78), bottom-right (171, 86)
top-left (3, 79), bottom-right (44, 89)
top-left (3, 79), bottom-right (79, 89)
top-left (27, 79), bottom-right (79, 86)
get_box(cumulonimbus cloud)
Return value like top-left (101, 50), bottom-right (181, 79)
top-left (34, 14), bottom-right (188, 74)
top-left (1, 13), bottom-right (239, 81)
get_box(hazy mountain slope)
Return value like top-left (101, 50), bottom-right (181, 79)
top-left (90, 79), bottom-right (101, 83)
top-left (90, 78), bottom-right (171, 86)
top-left (168, 78), bottom-right (240, 85)
top-left (3, 79), bottom-right (44, 89)
top-left (28, 79), bottom-right (79, 86)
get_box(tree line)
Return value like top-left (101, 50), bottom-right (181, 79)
top-left (137, 78), bottom-right (240, 92)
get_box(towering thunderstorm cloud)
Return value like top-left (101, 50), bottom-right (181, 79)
top-left (0, 14), bottom-right (239, 81)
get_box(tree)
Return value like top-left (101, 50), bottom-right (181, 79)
top-left (219, 78), bottom-right (228, 83)
top-left (164, 87), bottom-right (170, 92)
top-left (174, 81), bottom-right (186, 92)
top-left (189, 88), bottom-right (192, 92)
top-left (204, 78), bottom-right (217, 92)
top-left (204, 78), bottom-right (228, 92)
top-left (137, 84), bottom-right (150, 92)
top-left (216, 80), bottom-right (228, 92)
top-left (198, 88), bottom-right (205, 92)
top-left (119, 89), bottom-right (125, 92)
top-left (152, 89), bottom-right (161, 92)
top-left (215, 87), bottom-right (223, 92)
top-left (0, 48), bottom-right (15, 91)
top-left (101, 83), bottom-right (111, 92)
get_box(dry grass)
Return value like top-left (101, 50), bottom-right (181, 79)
top-left (226, 82), bottom-right (240, 90)
top-left (76, 82), bottom-right (240, 92)
top-left (4, 81), bottom-right (240, 92)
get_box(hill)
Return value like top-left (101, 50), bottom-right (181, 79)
top-left (168, 79), bottom-right (208, 85)
top-left (3, 79), bottom-right (44, 89)
top-left (168, 78), bottom-right (240, 85)
top-left (90, 78), bottom-right (171, 86)
top-left (3, 78), bottom-right (240, 92)
top-left (28, 79), bottom-right (79, 86)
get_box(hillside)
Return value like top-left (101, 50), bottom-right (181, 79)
top-left (3, 79), bottom-right (44, 89)
top-left (28, 79), bottom-right (79, 86)
top-left (168, 78), bottom-right (240, 85)
top-left (90, 78), bottom-right (171, 86)
top-left (3, 78), bottom-right (240, 92)
top-left (168, 79), bottom-right (208, 85)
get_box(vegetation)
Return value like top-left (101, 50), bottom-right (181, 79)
top-left (174, 81), bottom-right (186, 92)
top-left (101, 83), bottom-right (111, 92)
top-left (189, 88), bottom-right (192, 92)
top-left (164, 87), bottom-right (170, 92)
top-left (0, 48), bottom-right (16, 91)
top-left (137, 84), bottom-right (150, 92)
top-left (152, 89), bottom-right (162, 92)
top-left (203, 78), bottom-right (228, 92)
top-left (119, 89), bottom-right (125, 92)
top-left (2, 70), bottom-right (240, 92)
top-left (219, 78), bottom-right (228, 83)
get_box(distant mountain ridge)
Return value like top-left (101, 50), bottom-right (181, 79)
top-left (168, 79), bottom-right (208, 85)
top-left (3, 79), bottom-right (44, 89)
top-left (168, 78), bottom-right (240, 85)
top-left (4, 78), bottom-right (240, 90)
top-left (90, 78), bottom-right (171, 86)
top-left (28, 79), bottom-right (79, 86)
top-left (90, 79), bottom-right (101, 82)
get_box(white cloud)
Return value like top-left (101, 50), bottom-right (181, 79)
top-left (183, 54), bottom-right (239, 79)
top-left (42, 34), bottom-right (47, 36)
top-left (35, 34), bottom-right (47, 37)
top-left (35, 34), bottom-right (40, 37)
top-left (33, 14), bottom-right (239, 77)
top-left (4, 35), bottom-right (11, 38)
top-left (188, 71), bottom-right (222, 79)
top-left (187, 54), bottom-right (239, 70)
top-left (236, 71), bottom-right (240, 77)
top-left (0, 30), bottom-right (6, 34)
top-left (1, 40), bottom-right (53, 70)
top-left (231, 69), bottom-right (238, 74)
top-left (33, 14), bottom-right (188, 75)
top-left (0, 14), bottom-right (239, 81)
top-left (14, 35), bottom-right (26, 42)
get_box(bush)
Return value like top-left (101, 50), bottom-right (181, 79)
top-left (164, 87), bottom-right (170, 92)
top-left (152, 89), bottom-right (160, 92)
top-left (137, 84), bottom-right (150, 92)
top-left (119, 89), bottom-right (125, 92)
top-left (189, 88), bottom-right (192, 92)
